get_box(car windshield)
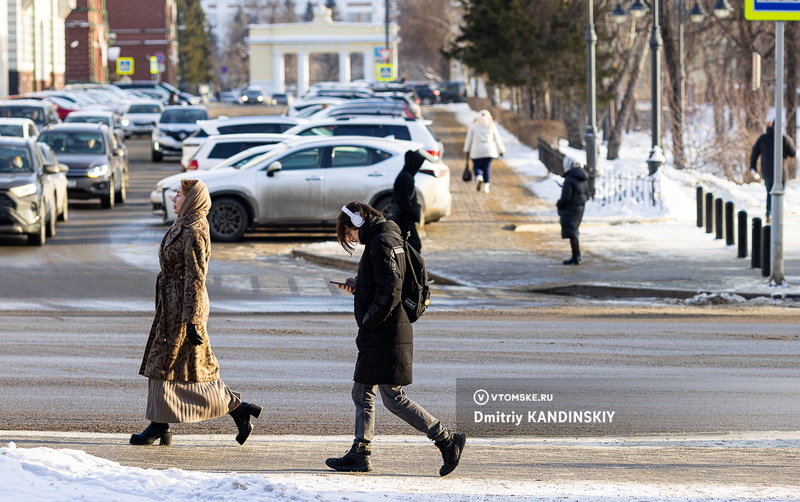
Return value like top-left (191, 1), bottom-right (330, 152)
top-left (0, 106), bottom-right (46, 125)
top-left (0, 125), bottom-right (24, 137)
top-left (0, 146), bottom-right (33, 173)
top-left (66, 116), bottom-right (111, 126)
top-left (128, 104), bottom-right (162, 114)
top-left (160, 109), bottom-right (207, 124)
top-left (39, 132), bottom-right (105, 154)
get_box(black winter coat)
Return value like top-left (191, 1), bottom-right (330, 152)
top-left (750, 126), bottom-right (797, 185)
top-left (556, 167), bottom-right (590, 239)
top-left (391, 150), bottom-right (423, 224)
top-left (353, 218), bottom-right (413, 385)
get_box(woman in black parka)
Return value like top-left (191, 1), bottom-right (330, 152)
top-left (557, 162), bottom-right (591, 265)
top-left (325, 201), bottom-right (465, 477)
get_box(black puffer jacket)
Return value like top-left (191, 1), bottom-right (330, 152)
top-left (353, 218), bottom-right (413, 385)
top-left (556, 167), bottom-right (590, 239)
top-left (391, 150), bottom-right (423, 224)
top-left (750, 126), bottom-right (797, 185)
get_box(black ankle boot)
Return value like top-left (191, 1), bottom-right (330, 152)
top-left (229, 402), bottom-right (263, 445)
top-left (562, 255), bottom-right (581, 265)
top-left (130, 422), bottom-right (172, 446)
top-left (435, 432), bottom-right (466, 476)
top-left (325, 441), bottom-right (372, 472)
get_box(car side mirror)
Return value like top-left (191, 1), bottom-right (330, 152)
top-left (266, 161), bottom-right (282, 177)
top-left (44, 164), bottom-right (60, 174)
top-left (114, 148), bottom-right (126, 157)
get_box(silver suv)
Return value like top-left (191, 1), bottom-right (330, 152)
top-left (284, 116), bottom-right (444, 161)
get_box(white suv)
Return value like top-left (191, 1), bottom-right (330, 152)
top-left (181, 115), bottom-right (305, 168)
top-left (184, 133), bottom-right (293, 171)
top-left (283, 116), bottom-right (444, 161)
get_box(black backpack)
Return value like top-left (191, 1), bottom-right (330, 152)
top-left (384, 232), bottom-right (431, 322)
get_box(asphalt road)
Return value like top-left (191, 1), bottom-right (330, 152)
top-left (1, 310), bottom-right (799, 437)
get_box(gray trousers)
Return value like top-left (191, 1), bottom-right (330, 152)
top-left (352, 382), bottom-right (445, 443)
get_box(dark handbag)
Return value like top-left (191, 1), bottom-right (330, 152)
top-left (462, 162), bottom-right (473, 182)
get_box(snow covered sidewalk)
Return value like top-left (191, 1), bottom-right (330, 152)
top-left (2, 431), bottom-right (799, 501)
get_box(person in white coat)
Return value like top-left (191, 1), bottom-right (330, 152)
top-left (463, 110), bottom-right (506, 193)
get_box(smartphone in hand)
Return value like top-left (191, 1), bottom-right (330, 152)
top-left (329, 281), bottom-right (348, 286)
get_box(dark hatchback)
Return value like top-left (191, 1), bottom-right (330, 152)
top-left (38, 123), bottom-right (129, 209)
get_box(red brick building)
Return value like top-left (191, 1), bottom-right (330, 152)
top-left (105, 0), bottom-right (178, 85)
top-left (65, 0), bottom-right (109, 83)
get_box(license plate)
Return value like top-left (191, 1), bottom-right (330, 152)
top-left (67, 180), bottom-right (77, 188)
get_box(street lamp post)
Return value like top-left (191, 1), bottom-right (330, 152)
top-left (586, 0), bottom-right (598, 177)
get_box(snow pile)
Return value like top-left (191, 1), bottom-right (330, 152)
top-left (3, 442), bottom-right (799, 502)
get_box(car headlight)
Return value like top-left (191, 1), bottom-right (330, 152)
top-left (10, 183), bottom-right (37, 198)
top-left (87, 164), bottom-right (110, 178)
top-left (121, 119), bottom-right (130, 127)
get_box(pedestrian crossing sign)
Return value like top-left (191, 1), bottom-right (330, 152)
top-left (116, 57), bottom-right (134, 76)
top-left (377, 64), bottom-right (394, 82)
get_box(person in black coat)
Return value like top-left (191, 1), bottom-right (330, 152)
top-left (557, 163), bottom-right (591, 265)
top-left (390, 149), bottom-right (425, 253)
top-left (325, 201), bottom-right (466, 476)
top-left (750, 120), bottom-right (796, 223)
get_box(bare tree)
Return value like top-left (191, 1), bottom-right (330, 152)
top-left (397, 0), bottom-right (459, 81)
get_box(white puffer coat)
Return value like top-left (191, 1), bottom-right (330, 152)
top-left (463, 121), bottom-right (506, 159)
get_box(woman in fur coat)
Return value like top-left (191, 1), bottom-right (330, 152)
top-left (131, 179), bottom-right (262, 446)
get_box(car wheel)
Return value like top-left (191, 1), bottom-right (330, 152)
top-left (152, 149), bottom-right (163, 162)
top-left (45, 202), bottom-right (57, 238)
top-left (27, 206), bottom-right (46, 246)
top-left (115, 172), bottom-right (127, 204)
top-left (100, 177), bottom-right (115, 209)
top-left (208, 198), bottom-right (248, 242)
top-left (373, 195), bottom-right (393, 218)
top-left (58, 196), bottom-right (69, 222)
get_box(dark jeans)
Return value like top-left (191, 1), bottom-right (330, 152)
top-left (351, 383), bottom-right (445, 443)
top-left (765, 178), bottom-right (774, 217)
top-left (471, 157), bottom-right (494, 182)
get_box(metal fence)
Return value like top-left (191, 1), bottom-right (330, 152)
top-left (593, 170), bottom-right (662, 209)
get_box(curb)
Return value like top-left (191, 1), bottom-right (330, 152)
top-left (532, 283), bottom-right (800, 300)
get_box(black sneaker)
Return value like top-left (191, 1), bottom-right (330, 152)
top-left (435, 432), bottom-right (466, 476)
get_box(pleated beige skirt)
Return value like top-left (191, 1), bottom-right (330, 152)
top-left (146, 378), bottom-right (241, 424)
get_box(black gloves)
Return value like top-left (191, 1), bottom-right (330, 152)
top-left (186, 323), bottom-right (203, 346)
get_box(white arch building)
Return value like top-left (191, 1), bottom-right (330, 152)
top-left (247, 6), bottom-right (399, 97)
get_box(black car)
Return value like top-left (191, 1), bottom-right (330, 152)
top-left (439, 81), bottom-right (466, 103)
top-left (38, 123), bottom-right (129, 209)
top-left (0, 137), bottom-right (67, 245)
top-left (409, 82), bottom-right (441, 105)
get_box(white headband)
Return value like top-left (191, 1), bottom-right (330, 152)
top-left (341, 206), bottom-right (365, 227)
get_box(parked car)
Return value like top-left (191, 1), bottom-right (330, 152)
top-left (311, 98), bottom-right (419, 120)
top-left (151, 105), bottom-right (209, 162)
top-left (272, 92), bottom-right (294, 106)
top-left (64, 110), bottom-right (126, 143)
top-left (120, 100), bottom-right (165, 138)
top-left (113, 81), bottom-right (201, 105)
top-left (0, 137), bottom-right (67, 245)
top-left (180, 115), bottom-right (304, 167)
top-left (408, 82), bottom-right (441, 105)
top-left (183, 133), bottom-right (293, 171)
top-left (155, 135), bottom-right (452, 241)
top-left (241, 86), bottom-right (274, 105)
top-left (439, 81), bottom-right (467, 103)
top-left (151, 144), bottom-right (282, 220)
top-left (0, 100), bottom-right (61, 132)
top-left (0, 118), bottom-right (39, 138)
top-left (38, 123), bottom-right (129, 209)
top-left (284, 115), bottom-right (444, 160)
top-left (283, 96), bottom-right (347, 117)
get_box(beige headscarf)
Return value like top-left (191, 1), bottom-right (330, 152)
top-left (175, 179), bottom-right (211, 227)
top-left (474, 109), bottom-right (494, 127)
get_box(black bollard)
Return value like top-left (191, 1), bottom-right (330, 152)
top-left (715, 198), bottom-right (724, 240)
top-left (725, 202), bottom-right (735, 246)
top-left (696, 187), bottom-right (704, 228)
top-left (752, 218), bottom-right (762, 268)
top-left (761, 225), bottom-right (771, 277)
top-left (738, 210), bottom-right (748, 258)
top-left (705, 193), bottom-right (714, 233)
